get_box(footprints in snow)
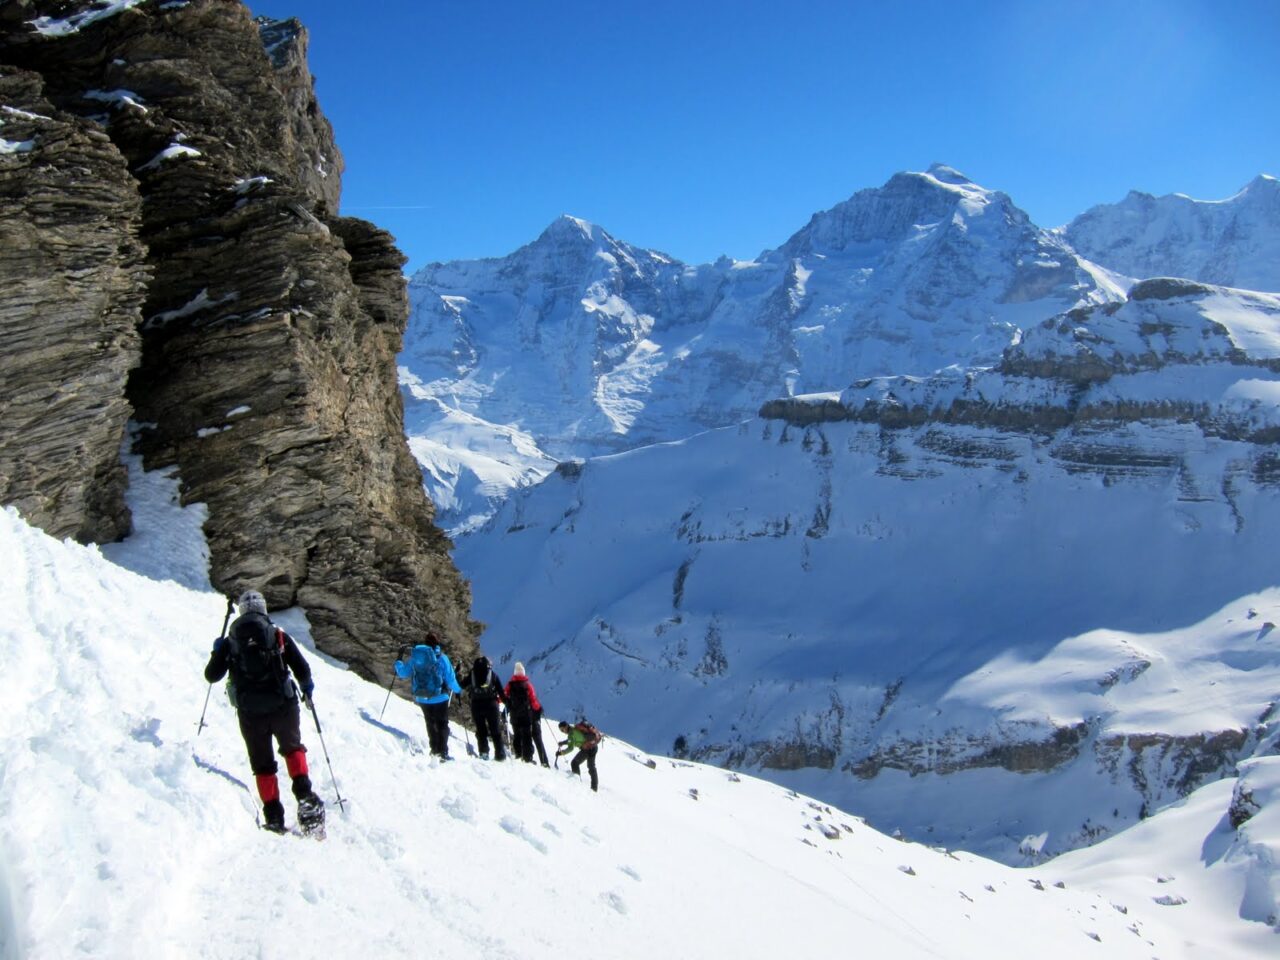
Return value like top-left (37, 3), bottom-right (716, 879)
top-left (499, 816), bottom-right (548, 854)
top-left (433, 768), bottom-right (634, 914)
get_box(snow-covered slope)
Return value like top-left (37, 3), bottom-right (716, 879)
top-left (1063, 174), bottom-right (1280, 293)
top-left (13, 483), bottom-right (1276, 957)
top-left (452, 281), bottom-right (1280, 866)
top-left (403, 166), bottom-right (1119, 531)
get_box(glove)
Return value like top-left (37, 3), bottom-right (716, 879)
top-left (212, 636), bottom-right (227, 654)
top-left (300, 678), bottom-right (315, 700)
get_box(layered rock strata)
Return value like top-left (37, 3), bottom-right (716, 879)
top-left (0, 67), bottom-right (146, 543)
top-left (1, 1), bottom-right (479, 678)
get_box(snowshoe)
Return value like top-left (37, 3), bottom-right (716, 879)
top-left (297, 793), bottom-right (326, 840)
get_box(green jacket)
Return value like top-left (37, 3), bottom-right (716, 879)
top-left (559, 722), bottom-right (601, 753)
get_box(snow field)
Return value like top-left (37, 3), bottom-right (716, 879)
top-left (0, 504), bottom-right (1227, 959)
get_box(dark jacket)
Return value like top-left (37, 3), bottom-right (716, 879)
top-left (460, 659), bottom-right (505, 703)
top-left (204, 612), bottom-right (312, 716)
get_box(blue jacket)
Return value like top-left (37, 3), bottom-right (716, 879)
top-left (395, 644), bottom-right (461, 705)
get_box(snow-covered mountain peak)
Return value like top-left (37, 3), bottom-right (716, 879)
top-left (780, 165), bottom-right (1028, 258)
top-left (535, 212), bottom-right (605, 247)
top-left (403, 167), bottom-right (1124, 530)
top-left (1065, 174), bottom-right (1280, 292)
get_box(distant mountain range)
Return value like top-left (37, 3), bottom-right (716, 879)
top-left (402, 167), bottom-right (1277, 531)
top-left (1063, 174), bottom-right (1280, 293)
top-left (400, 167), bottom-right (1280, 865)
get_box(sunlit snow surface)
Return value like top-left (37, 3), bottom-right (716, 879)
top-left (2, 466), bottom-right (1276, 957)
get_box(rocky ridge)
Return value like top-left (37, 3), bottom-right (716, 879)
top-left (0, 1), bottom-right (479, 679)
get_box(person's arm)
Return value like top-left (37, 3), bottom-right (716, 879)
top-left (442, 657), bottom-right (463, 695)
top-left (282, 631), bottom-right (314, 698)
top-left (204, 638), bottom-right (229, 683)
top-left (394, 659), bottom-right (411, 679)
top-left (528, 682), bottom-right (542, 713)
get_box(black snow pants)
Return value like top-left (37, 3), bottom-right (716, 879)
top-left (419, 701), bottom-right (451, 758)
top-left (238, 700), bottom-right (304, 775)
top-left (470, 697), bottom-right (506, 760)
top-left (510, 709), bottom-right (535, 762)
top-left (571, 745), bottom-right (599, 791)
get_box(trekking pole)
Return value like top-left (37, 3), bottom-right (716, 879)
top-left (197, 596), bottom-right (235, 735)
top-left (305, 696), bottom-right (348, 813)
top-left (379, 645), bottom-right (411, 720)
top-left (378, 673), bottom-right (397, 720)
top-left (542, 716), bottom-right (560, 768)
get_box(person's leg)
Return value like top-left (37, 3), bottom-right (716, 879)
top-left (427, 701), bottom-right (451, 758)
top-left (482, 701), bottom-right (505, 760)
top-left (271, 702), bottom-right (313, 799)
top-left (531, 717), bottom-right (549, 767)
top-left (585, 747), bottom-right (599, 791)
top-left (513, 717), bottom-right (533, 762)
top-left (471, 701), bottom-right (490, 756)
top-left (239, 710), bottom-right (284, 829)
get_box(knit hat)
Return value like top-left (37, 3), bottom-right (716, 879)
top-left (514, 662), bottom-right (526, 676)
top-left (237, 590), bottom-right (267, 615)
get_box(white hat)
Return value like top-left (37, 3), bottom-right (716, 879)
top-left (514, 662), bottom-right (526, 676)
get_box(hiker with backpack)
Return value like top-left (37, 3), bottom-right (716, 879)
top-left (459, 654), bottom-right (507, 760)
top-left (503, 662), bottom-right (548, 766)
top-left (203, 590), bottom-right (325, 835)
top-left (393, 633), bottom-right (462, 760)
top-left (557, 720), bottom-right (603, 792)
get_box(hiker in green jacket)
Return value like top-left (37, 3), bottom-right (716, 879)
top-left (556, 720), bottom-right (602, 792)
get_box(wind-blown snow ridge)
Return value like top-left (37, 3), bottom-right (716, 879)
top-left (9, 497), bottom-right (1269, 957)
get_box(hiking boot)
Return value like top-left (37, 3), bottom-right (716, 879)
top-left (290, 774), bottom-right (314, 799)
top-left (263, 799), bottom-right (287, 834)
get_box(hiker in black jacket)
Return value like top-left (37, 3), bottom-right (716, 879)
top-left (459, 655), bottom-right (507, 760)
top-left (204, 590), bottom-right (324, 834)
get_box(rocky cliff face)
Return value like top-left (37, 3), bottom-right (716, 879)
top-left (0, 1), bottom-right (480, 679)
top-left (0, 66), bottom-right (146, 543)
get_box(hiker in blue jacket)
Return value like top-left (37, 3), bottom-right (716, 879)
top-left (394, 633), bottom-right (462, 760)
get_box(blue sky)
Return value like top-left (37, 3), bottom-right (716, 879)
top-left (248, 0), bottom-right (1278, 274)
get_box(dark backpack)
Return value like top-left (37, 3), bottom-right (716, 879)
top-left (506, 677), bottom-right (533, 716)
top-left (468, 659), bottom-right (495, 698)
top-left (226, 613), bottom-right (288, 706)
top-left (576, 720), bottom-right (603, 749)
